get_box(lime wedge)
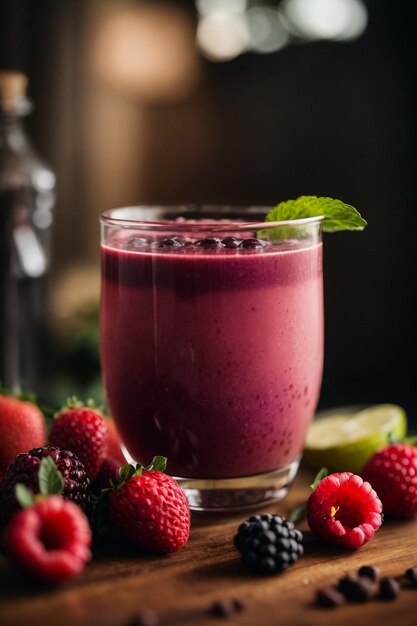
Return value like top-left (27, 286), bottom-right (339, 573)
top-left (303, 404), bottom-right (407, 474)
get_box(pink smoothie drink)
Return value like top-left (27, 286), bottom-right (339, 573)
top-left (101, 228), bottom-right (323, 480)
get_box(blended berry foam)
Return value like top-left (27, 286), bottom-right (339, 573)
top-left (100, 238), bottom-right (323, 479)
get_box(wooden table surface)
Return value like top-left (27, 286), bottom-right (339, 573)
top-left (1, 470), bottom-right (416, 626)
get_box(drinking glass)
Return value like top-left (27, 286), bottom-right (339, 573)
top-left (100, 206), bottom-right (323, 511)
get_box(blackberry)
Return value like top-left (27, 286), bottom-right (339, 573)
top-left (234, 513), bottom-right (304, 575)
top-left (195, 237), bottom-right (224, 249)
top-left (157, 237), bottom-right (184, 248)
top-left (239, 238), bottom-right (267, 249)
top-left (0, 446), bottom-right (90, 524)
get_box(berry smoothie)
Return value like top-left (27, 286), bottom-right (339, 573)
top-left (101, 230), bottom-right (323, 479)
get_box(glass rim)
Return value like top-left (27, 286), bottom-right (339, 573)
top-left (100, 205), bottom-right (324, 232)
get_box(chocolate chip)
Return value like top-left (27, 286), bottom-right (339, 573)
top-left (338, 575), bottom-right (374, 602)
top-left (379, 577), bottom-right (401, 600)
top-left (128, 610), bottom-right (159, 626)
top-left (405, 567), bottom-right (417, 587)
top-left (358, 565), bottom-right (380, 582)
top-left (316, 587), bottom-right (346, 608)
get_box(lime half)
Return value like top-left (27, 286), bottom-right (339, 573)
top-left (303, 404), bottom-right (407, 474)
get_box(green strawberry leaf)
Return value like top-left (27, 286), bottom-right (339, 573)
top-left (145, 456), bottom-right (167, 472)
top-left (38, 456), bottom-right (64, 496)
top-left (15, 484), bottom-right (35, 508)
top-left (265, 196), bottom-right (367, 232)
top-left (119, 464), bottom-right (137, 483)
top-left (310, 467), bottom-right (328, 491)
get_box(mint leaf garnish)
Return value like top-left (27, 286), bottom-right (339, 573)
top-left (265, 196), bottom-right (367, 232)
top-left (15, 484), bottom-right (35, 508)
top-left (38, 456), bottom-right (64, 496)
top-left (310, 467), bottom-right (328, 491)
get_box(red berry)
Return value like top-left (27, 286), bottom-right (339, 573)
top-left (110, 470), bottom-right (190, 553)
top-left (0, 446), bottom-right (89, 525)
top-left (49, 408), bottom-right (108, 480)
top-left (306, 472), bottom-right (383, 549)
top-left (91, 456), bottom-right (122, 494)
top-left (0, 395), bottom-right (46, 479)
top-left (362, 444), bottom-right (417, 518)
top-left (2, 495), bottom-right (91, 584)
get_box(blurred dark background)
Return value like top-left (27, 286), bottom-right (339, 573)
top-left (0, 0), bottom-right (416, 423)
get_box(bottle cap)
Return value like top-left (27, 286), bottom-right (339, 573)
top-left (0, 70), bottom-right (30, 113)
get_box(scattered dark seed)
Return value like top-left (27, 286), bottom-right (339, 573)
top-left (232, 598), bottom-right (245, 613)
top-left (405, 567), bottom-right (417, 587)
top-left (358, 565), bottom-right (380, 582)
top-left (128, 610), bottom-right (159, 626)
top-left (209, 599), bottom-right (236, 618)
top-left (338, 575), bottom-right (374, 602)
top-left (379, 577), bottom-right (401, 600)
top-left (316, 587), bottom-right (346, 608)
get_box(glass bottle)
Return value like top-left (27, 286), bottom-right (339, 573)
top-left (0, 71), bottom-right (55, 392)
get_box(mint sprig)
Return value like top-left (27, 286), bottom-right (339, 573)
top-left (265, 196), bottom-right (367, 232)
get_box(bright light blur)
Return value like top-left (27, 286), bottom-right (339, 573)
top-left (91, 4), bottom-right (199, 103)
top-left (247, 7), bottom-right (290, 53)
top-left (196, 0), bottom-right (247, 17)
top-left (197, 12), bottom-right (250, 62)
top-left (282, 0), bottom-right (368, 41)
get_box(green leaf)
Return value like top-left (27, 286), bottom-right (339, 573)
top-left (289, 502), bottom-right (306, 523)
top-left (265, 196), bottom-right (367, 232)
top-left (119, 464), bottom-right (137, 483)
top-left (310, 467), bottom-right (328, 491)
top-left (145, 456), bottom-right (167, 472)
top-left (15, 484), bottom-right (34, 508)
top-left (38, 456), bottom-right (64, 496)
top-left (404, 435), bottom-right (417, 446)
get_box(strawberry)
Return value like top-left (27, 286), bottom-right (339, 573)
top-left (49, 399), bottom-right (108, 480)
top-left (362, 444), bottom-right (417, 518)
top-left (0, 394), bottom-right (46, 481)
top-left (101, 457), bottom-right (190, 553)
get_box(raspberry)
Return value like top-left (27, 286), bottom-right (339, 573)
top-left (234, 514), bottom-right (304, 575)
top-left (2, 495), bottom-right (91, 583)
top-left (306, 472), bottom-right (382, 549)
top-left (49, 405), bottom-right (108, 479)
top-left (362, 444), bottom-right (417, 518)
top-left (0, 446), bottom-right (89, 525)
top-left (110, 468), bottom-right (190, 553)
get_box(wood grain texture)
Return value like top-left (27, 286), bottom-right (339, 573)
top-left (1, 470), bottom-right (416, 626)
